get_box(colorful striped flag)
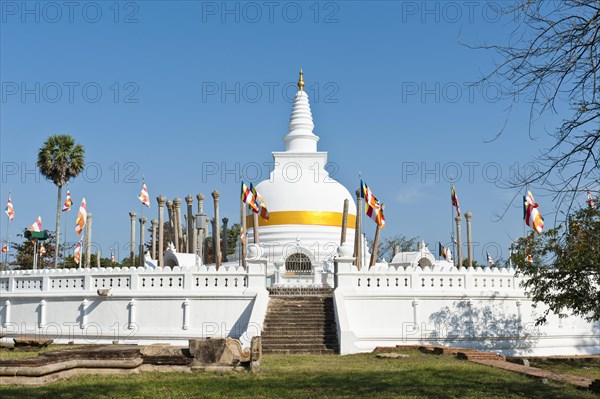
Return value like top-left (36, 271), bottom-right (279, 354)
top-left (75, 198), bottom-right (87, 235)
top-left (486, 252), bottom-right (495, 266)
top-left (526, 253), bottom-right (533, 263)
top-left (62, 190), bottom-right (73, 212)
top-left (73, 241), bottom-right (82, 265)
top-left (587, 191), bottom-right (595, 208)
top-left (523, 191), bottom-right (544, 235)
top-left (111, 251), bottom-right (116, 265)
top-left (1, 242), bottom-right (8, 253)
top-left (39, 244), bottom-right (46, 256)
top-left (250, 183), bottom-right (270, 221)
top-left (451, 185), bottom-right (461, 216)
top-left (241, 182), bottom-right (258, 212)
top-left (438, 242), bottom-right (447, 259)
top-left (5, 197), bottom-right (14, 221)
top-left (29, 216), bottom-right (42, 232)
top-left (139, 183), bottom-right (150, 208)
top-left (361, 180), bottom-right (385, 227)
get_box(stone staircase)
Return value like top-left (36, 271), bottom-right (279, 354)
top-left (261, 288), bottom-right (339, 354)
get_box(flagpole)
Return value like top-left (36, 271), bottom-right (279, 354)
top-left (4, 191), bottom-right (11, 269)
top-left (63, 192), bottom-right (69, 269)
top-left (241, 201), bottom-right (247, 270)
top-left (450, 179), bottom-right (456, 267)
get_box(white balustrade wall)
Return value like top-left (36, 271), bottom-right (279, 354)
top-left (0, 262), bottom-right (269, 348)
top-left (334, 256), bottom-right (600, 356)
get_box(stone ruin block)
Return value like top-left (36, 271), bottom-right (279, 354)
top-left (188, 337), bottom-right (259, 370)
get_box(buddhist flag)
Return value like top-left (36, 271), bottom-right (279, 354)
top-left (486, 252), bottom-right (495, 266)
top-left (526, 253), bottom-right (533, 263)
top-left (451, 185), bottom-right (461, 216)
top-left (587, 191), bottom-right (595, 208)
top-left (5, 197), bottom-right (14, 221)
top-left (75, 198), bottom-right (87, 235)
top-left (361, 180), bottom-right (385, 228)
top-left (241, 182), bottom-right (258, 212)
top-left (73, 241), bottom-right (82, 265)
top-left (29, 216), bottom-right (42, 232)
top-left (438, 242), bottom-right (447, 259)
top-left (250, 183), bottom-right (270, 221)
top-left (1, 242), bottom-right (8, 253)
top-left (62, 190), bottom-right (73, 212)
top-left (39, 244), bottom-right (46, 256)
top-left (111, 251), bottom-right (116, 265)
top-left (523, 191), bottom-right (544, 235)
top-left (139, 183), bottom-right (150, 208)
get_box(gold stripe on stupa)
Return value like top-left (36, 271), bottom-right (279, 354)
top-left (247, 211), bottom-right (356, 228)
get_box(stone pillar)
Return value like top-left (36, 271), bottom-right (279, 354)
top-left (173, 198), bottom-right (182, 252)
top-left (166, 200), bottom-right (174, 249)
top-left (211, 218), bottom-right (216, 263)
top-left (157, 196), bottom-right (166, 266)
top-left (183, 214), bottom-right (188, 253)
top-left (393, 244), bottom-right (399, 257)
top-left (151, 219), bottom-right (158, 260)
top-left (212, 191), bottom-right (222, 268)
top-left (129, 211), bottom-right (136, 266)
top-left (455, 215), bottom-right (463, 267)
top-left (186, 195), bottom-right (194, 254)
top-left (196, 193), bottom-right (204, 214)
top-left (139, 216), bottom-right (146, 267)
top-left (85, 213), bottom-right (92, 268)
top-left (192, 215), bottom-right (198, 258)
top-left (96, 250), bottom-right (101, 268)
top-left (252, 213), bottom-right (260, 244)
top-left (465, 212), bottom-right (473, 268)
top-left (354, 189), bottom-right (362, 269)
top-left (222, 217), bottom-right (229, 262)
top-left (340, 199), bottom-right (349, 245)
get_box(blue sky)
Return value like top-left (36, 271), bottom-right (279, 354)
top-left (1, 1), bottom-right (565, 263)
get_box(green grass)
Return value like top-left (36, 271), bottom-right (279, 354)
top-left (0, 350), bottom-right (597, 398)
top-left (529, 358), bottom-right (600, 380)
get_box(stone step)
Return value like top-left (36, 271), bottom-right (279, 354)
top-left (262, 343), bottom-right (338, 351)
top-left (262, 348), bottom-right (338, 355)
top-left (263, 338), bottom-right (338, 346)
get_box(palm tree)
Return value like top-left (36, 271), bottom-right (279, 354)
top-left (37, 135), bottom-right (85, 268)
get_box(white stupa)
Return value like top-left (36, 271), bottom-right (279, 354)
top-left (249, 70), bottom-right (357, 275)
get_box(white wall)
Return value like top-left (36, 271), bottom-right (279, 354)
top-left (334, 259), bottom-right (600, 356)
top-left (0, 263), bottom-right (268, 347)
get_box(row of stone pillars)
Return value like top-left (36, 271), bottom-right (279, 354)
top-left (454, 211), bottom-right (474, 267)
top-left (128, 191), bottom-right (229, 268)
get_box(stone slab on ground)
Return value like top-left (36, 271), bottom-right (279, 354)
top-left (13, 338), bottom-right (53, 348)
top-left (471, 358), bottom-right (594, 389)
top-left (376, 353), bottom-right (410, 359)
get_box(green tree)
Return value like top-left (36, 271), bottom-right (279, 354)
top-left (37, 135), bottom-right (85, 268)
top-left (12, 231), bottom-right (60, 269)
top-left (511, 205), bottom-right (600, 324)
top-left (368, 234), bottom-right (420, 262)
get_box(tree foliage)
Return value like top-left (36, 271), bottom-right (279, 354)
top-left (477, 0), bottom-right (600, 211)
top-left (369, 234), bottom-right (420, 262)
top-left (37, 134), bottom-right (85, 268)
top-left (511, 205), bottom-right (600, 324)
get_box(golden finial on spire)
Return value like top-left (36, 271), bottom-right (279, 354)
top-left (297, 69), bottom-right (304, 91)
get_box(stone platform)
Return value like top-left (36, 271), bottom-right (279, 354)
top-left (0, 338), bottom-right (261, 386)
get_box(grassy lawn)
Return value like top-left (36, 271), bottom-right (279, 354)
top-left (0, 349), bottom-right (597, 398)
top-left (528, 358), bottom-right (600, 380)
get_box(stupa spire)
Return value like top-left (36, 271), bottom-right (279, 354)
top-left (284, 69), bottom-right (319, 152)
